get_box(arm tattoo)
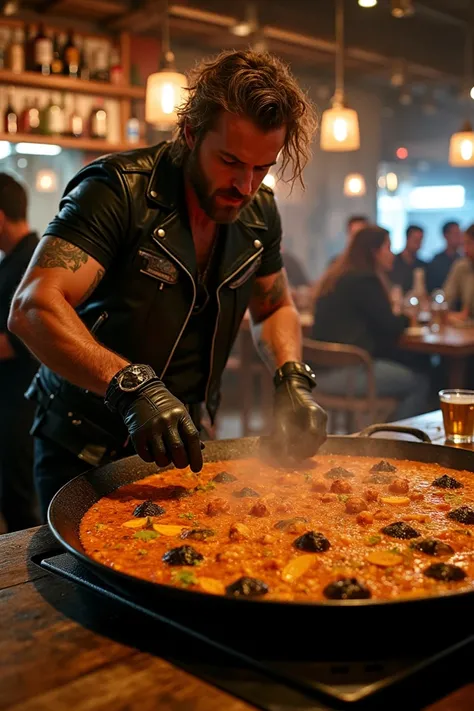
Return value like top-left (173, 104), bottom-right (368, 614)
top-left (253, 272), bottom-right (285, 308)
top-left (80, 268), bottom-right (105, 304)
top-left (35, 237), bottom-right (89, 273)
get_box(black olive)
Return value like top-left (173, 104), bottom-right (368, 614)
top-left (294, 531), bottom-right (330, 552)
top-left (233, 487), bottom-right (260, 498)
top-left (274, 517), bottom-right (309, 531)
top-left (212, 471), bottom-right (238, 483)
top-left (323, 578), bottom-right (371, 600)
top-left (410, 539), bottom-right (455, 556)
top-left (162, 545), bottom-right (204, 566)
top-left (133, 500), bottom-right (166, 517)
top-left (447, 506), bottom-right (474, 525)
top-left (226, 576), bottom-right (269, 598)
top-left (423, 563), bottom-right (467, 582)
top-left (432, 474), bottom-right (463, 490)
top-left (371, 460), bottom-right (397, 473)
top-left (380, 521), bottom-right (421, 539)
top-left (368, 473), bottom-right (393, 485)
top-left (324, 467), bottom-right (354, 480)
top-left (180, 528), bottom-right (216, 541)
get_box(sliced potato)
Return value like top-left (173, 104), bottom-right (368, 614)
top-left (198, 577), bottom-right (226, 595)
top-left (282, 554), bottom-right (316, 582)
top-left (380, 496), bottom-right (411, 506)
top-left (367, 550), bottom-right (404, 567)
top-left (152, 524), bottom-right (187, 536)
top-left (122, 517), bottom-right (148, 529)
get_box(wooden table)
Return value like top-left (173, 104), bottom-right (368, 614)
top-left (399, 325), bottom-right (474, 388)
top-left (1, 411), bottom-right (474, 711)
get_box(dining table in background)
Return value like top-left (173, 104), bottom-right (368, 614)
top-left (1, 410), bottom-right (473, 711)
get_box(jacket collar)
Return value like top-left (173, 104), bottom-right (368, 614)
top-left (148, 142), bottom-right (268, 283)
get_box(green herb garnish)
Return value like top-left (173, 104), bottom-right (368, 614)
top-left (338, 494), bottom-right (349, 503)
top-left (263, 548), bottom-right (273, 558)
top-left (365, 535), bottom-right (382, 546)
top-left (171, 570), bottom-right (197, 587)
top-left (94, 523), bottom-right (107, 532)
top-left (195, 481), bottom-right (216, 493)
top-left (179, 512), bottom-right (196, 520)
top-left (133, 530), bottom-right (159, 541)
top-left (303, 472), bottom-right (313, 483)
top-left (444, 494), bottom-right (463, 505)
top-left (138, 549), bottom-right (148, 556)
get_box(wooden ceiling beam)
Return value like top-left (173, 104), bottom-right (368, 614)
top-left (105, 0), bottom-right (162, 31)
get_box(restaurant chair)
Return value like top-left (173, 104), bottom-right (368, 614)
top-left (302, 338), bottom-right (398, 433)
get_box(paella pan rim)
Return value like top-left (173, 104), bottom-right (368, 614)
top-left (47, 434), bottom-right (474, 611)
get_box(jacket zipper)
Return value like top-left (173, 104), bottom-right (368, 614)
top-left (204, 247), bottom-right (264, 404)
top-left (90, 311), bottom-right (109, 334)
top-left (152, 234), bottom-right (197, 379)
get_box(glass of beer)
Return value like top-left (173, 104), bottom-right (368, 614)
top-left (439, 389), bottom-right (474, 444)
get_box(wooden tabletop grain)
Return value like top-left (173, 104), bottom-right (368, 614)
top-left (399, 325), bottom-right (474, 358)
top-left (1, 411), bottom-right (473, 711)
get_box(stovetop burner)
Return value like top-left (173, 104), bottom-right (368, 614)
top-left (35, 550), bottom-right (474, 711)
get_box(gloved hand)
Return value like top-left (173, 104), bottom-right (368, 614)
top-left (117, 380), bottom-right (203, 472)
top-left (272, 368), bottom-right (327, 460)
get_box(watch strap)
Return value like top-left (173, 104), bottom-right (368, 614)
top-left (273, 361), bottom-right (317, 390)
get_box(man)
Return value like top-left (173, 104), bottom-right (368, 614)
top-left (427, 221), bottom-right (462, 293)
top-left (0, 174), bottom-right (40, 531)
top-left (389, 224), bottom-right (426, 294)
top-left (443, 224), bottom-right (474, 320)
top-left (9, 50), bottom-right (327, 518)
top-left (328, 215), bottom-right (368, 265)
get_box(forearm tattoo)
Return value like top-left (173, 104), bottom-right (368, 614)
top-left (253, 272), bottom-right (286, 308)
top-left (35, 237), bottom-right (89, 272)
top-left (80, 269), bottom-right (105, 304)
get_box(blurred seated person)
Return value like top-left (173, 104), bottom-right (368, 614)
top-left (0, 174), bottom-right (39, 531)
top-left (311, 225), bottom-right (429, 420)
top-left (427, 221), bottom-right (462, 293)
top-left (443, 223), bottom-right (474, 322)
top-left (390, 224), bottom-right (426, 294)
top-left (328, 214), bottom-right (369, 265)
top-left (282, 249), bottom-right (310, 288)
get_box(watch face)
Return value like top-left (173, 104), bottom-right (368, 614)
top-left (119, 367), bottom-right (147, 392)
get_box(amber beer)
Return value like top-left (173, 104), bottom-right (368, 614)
top-left (439, 390), bottom-right (474, 444)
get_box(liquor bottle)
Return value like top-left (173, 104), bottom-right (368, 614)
top-left (0, 29), bottom-right (8, 70)
top-left (63, 29), bottom-right (80, 78)
top-left (3, 90), bottom-right (18, 134)
top-left (24, 24), bottom-right (36, 71)
top-left (76, 35), bottom-right (90, 80)
top-left (51, 32), bottom-right (64, 75)
top-left (65, 95), bottom-right (83, 137)
top-left (19, 97), bottom-right (40, 133)
top-left (109, 48), bottom-right (123, 85)
top-left (45, 93), bottom-right (64, 136)
top-left (92, 43), bottom-right (110, 82)
top-left (126, 111), bottom-right (140, 145)
top-left (33, 23), bottom-right (53, 75)
top-left (5, 27), bottom-right (24, 73)
top-left (89, 97), bottom-right (108, 139)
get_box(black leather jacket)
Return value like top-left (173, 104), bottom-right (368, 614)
top-left (29, 142), bottom-right (282, 463)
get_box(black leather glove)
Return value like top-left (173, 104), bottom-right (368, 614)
top-left (272, 362), bottom-right (327, 460)
top-left (114, 379), bottom-right (203, 473)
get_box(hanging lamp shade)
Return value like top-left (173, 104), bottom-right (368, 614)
top-left (321, 104), bottom-right (360, 151)
top-left (344, 173), bottom-right (366, 196)
top-left (449, 121), bottom-right (474, 167)
top-left (145, 69), bottom-right (188, 130)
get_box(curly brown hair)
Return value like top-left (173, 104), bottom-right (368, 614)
top-left (170, 49), bottom-right (318, 189)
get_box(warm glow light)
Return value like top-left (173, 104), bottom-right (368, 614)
top-left (408, 185), bottom-right (465, 210)
top-left (262, 173), bottom-right (276, 189)
top-left (377, 175), bottom-right (386, 189)
top-left (36, 169), bottom-right (58, 193)
top-left (320, 106), bottom-right (360, 151)
top-left (358, 0), bottom-right (377, 6)
top-left (449, 128), bottom-right (474, 167)
top-left (396, 146), bottom-right (408, 160)
top-left (470, 86), bottom-right (474, 100)
top-left (146, 70), bottom-right (188, 130)
top-left (344, 173), bottom-right (366, 197)
top-left (15, 143), bottom-right (62, 156)
top-left (386, 172), bottom-right (398, 191)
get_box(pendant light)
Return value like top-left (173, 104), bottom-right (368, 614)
top-left (321, 0), bottom-right (360, 152)
top-left (145, 0), bottom-right (188, 130)
top-left (344, 173), bottom-right (366, 196)
top-left (449, 26), bottom-right (474, 167)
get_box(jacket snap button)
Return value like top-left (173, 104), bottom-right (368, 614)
top-left (72, 419), bottom-right (82, 426)
top-left (150, 190), bottom-right (157, 198)
top-left (157, 228), bottom-right (165, 238)
top-left (254, 239), bottom-right (262, 249)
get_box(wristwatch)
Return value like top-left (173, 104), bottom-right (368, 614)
top-left (105, 364), bottom-right (157, 412)
top-left (273, 361), bottom-right (317, 390)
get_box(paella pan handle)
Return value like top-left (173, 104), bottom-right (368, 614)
top-left (357, 424), bottom-right (432, 443)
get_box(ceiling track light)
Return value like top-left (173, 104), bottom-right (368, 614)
top-left (230, 2), bottom-right (258, 37)
top-left (391, 0), bottom-right (414, 18)
top-left (450, 25), bottom-right (474, 166)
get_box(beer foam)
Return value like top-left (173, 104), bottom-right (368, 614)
top-left (440, 394), bottom-right (474, 404)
